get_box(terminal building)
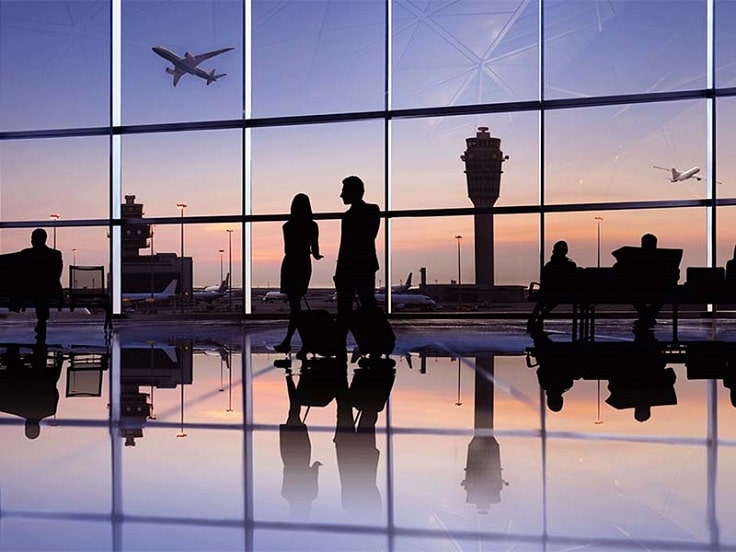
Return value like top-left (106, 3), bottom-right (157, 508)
top-left (121, 195), bottom-right (193, 301)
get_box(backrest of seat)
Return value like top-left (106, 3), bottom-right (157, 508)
top-left (69, 265), bottom-right (105, 297)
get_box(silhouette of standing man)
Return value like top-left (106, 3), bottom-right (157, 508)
top-left (22, 229), bottom-right (63, 339)
top-left (334, 176), bottom-right (380, 349)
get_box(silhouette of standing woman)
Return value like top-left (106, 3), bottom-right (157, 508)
top-left (275, 194), bottom-right (323, 353)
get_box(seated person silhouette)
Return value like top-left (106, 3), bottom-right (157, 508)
top-left (612, 233), bottom-right (681, 331)
top-left (21, 229), bottom-right (63, 338)
top-left (726, 245), bottom-right (736, 286)
top-left (527, 240), bottom-right (578, 333)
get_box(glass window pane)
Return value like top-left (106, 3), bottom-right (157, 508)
top-left (544, 209), bottom-right (708, 279)
top-left (121, 130), bottom-right (242, 218)
top-left (390, 214), bottom-right (537, 309)
top-left (1, 137), bottom-right (109, 221)
top-left (122, 0), bottom-right (243, 125)
top-left (544, 0), bottom-right (706, 99)
top-left (392, 115), bottom-right (538, 211)
top-left (252, 0), bottom-right (385, 118)
top-left (121, 221), bottom-right (242, 315)
top-left (0, 1), bottom-right (110, 131)
top-left (545, 101), bottom-right (707, 205)
top-left (392, 0), bottom-right (539, 110)
top-left (251, 220), bottom-right (343, 316)
top-left (716, 0), bottom-right (736, 87)
top-left (252, 121), bottom-right (384, 215)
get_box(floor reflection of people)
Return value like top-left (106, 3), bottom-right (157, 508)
top-left (334, 357), bottom-right (395, 519)
top-left (532, 333), bottom-right (582, 412)
top-left (0, 341), bottom-right (60, 439)
top-left (280, 370), bottom-right (322, 517)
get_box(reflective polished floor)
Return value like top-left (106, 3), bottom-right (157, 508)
top-left (2, 315), bottom-right (736, 551)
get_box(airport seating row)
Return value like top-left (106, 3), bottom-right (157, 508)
top-left (528, 263), bottom-right (734, 340)
top-left (0, 257), bottom-right (111, 332)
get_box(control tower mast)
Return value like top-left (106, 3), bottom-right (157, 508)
top-left (461, 127), bottom-right (507, 287)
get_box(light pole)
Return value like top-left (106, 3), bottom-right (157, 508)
top-left (49, 214), bottom-right (60, 249)
top-left (71, 248), bottom-right (77, 265)
top-left (176, 203), bottom-right (187, 309)
top-left (455, 235), bottom-right (462, 304)
top-left (594, 216), bottom-right (604, 268)
top-left (226, 229), bottom-right (233, 311)
top-left (219, 249), bottom-right (225, 282)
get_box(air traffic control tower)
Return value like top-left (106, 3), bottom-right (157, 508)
top-left (461, 127), bottom-right (508, 287)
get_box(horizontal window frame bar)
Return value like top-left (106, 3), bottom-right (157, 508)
top-left (4, 87), bottom-right (736, 141)
top-left (4, 198), bottom-right (736, 231)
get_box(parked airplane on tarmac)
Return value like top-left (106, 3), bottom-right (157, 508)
top-left (193, 273), bottom-right (229, 302)
top-left (152, 46), bottom-right (234, 86)
top-left (263, 291), bottom-right (287, 303)
top-left (122, 280), bottom-right (178, 303)
top-left (375, 292), bottom-right (437, 311)
top-left (378, 272), bottom-right (414, 294)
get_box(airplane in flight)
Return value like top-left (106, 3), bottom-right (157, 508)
top-left (122, 280), bottom-right (178, 303)
top-left (653, 165), bottom-right (702, 182)
top-left (152, 46), bottom-right (234, 86)
top-left (193, 273), bottom-right (229, 302)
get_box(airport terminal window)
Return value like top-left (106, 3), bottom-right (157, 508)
top-left (121, 0), bottom-right (243, 126)
top-left (494, 213), bottom-right (540, 285)
top-left (250, 121), bottom-right (385, 216)
top-left (390, 0), bottom-right (539, 110)
top-left (121, 130), bottom-right (242, 219)
top-left (544, 208), bottom-right (708, 280)
top-left (544, 100), bottom-right (708, 206)
top-left (250, 220), bottom-right (341, 314)
top-left (716, 0), bottom-right (736, 88)
top-left (391, 115), bottom-right (539, 211)
top-left (0, 0), bottom-right (733, 314)
top-left (0, 0), bottom-right (111, 132)
top-left (716, 206), bottom-right (736, 269)
top-left (717, 98), bottom-right (736, 200)
top-left (543, 0), bottom-right (706, 99)
top-left (251, 0), bottom-right (386, 118)
top-left (0, 137), bottom-right (109, 222)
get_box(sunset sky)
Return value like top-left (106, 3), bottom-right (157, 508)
top-left (2, 1), bottom-right (736, 289)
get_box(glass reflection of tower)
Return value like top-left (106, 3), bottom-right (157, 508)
top-left (461, 128), bottom-right (508, 287)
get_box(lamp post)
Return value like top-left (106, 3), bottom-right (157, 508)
top-left (455, 235), bottom-right (462, 304)
top-left (226, 229), bottom-right (233, 311)
top-left (176, 203), bottom-right (187, 310)
top-left (594, 216), bottom-right (604, 268)
top-left (219, 249), bottom-right (225, 282)
top-left (49, 214), bottom-right (60, 249)
top-left (71, 248), bottom-right (77, 265)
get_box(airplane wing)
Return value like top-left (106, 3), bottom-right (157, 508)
top-left (166, 66), bottom-right (186, 86)
top-left (193, 47), bottom-right (234, 66)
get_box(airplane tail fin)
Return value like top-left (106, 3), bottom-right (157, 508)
top-left (163, 280), bottom-right (178, 295)
top-left (405, 272), bottom-right (412, 288)
top-left (671, 168), bottom-right (680, 181)
top-left (206, 69), bottom-right (226, 85)
top-left (220, 273), bottom-right (230, 293)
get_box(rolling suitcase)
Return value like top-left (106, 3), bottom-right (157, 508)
top-left (296, 303), bottom-right (342, 358)
top-left (350, 305), bottom-right (396, 358)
